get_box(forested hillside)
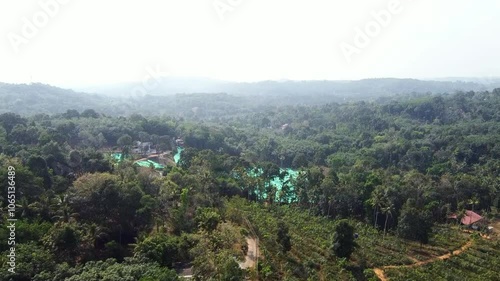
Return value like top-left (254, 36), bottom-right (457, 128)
top-left (1, 79), bottom-right (498, 117)
top-left (0, 89), bottom-right (499, 280)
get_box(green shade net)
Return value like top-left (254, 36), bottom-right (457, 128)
top-left (174, 147), bottom-right (184, 164)
top-left (111, 153), bottom-right (164, 169)
top-left (114, 148), bottom-right (299, 201)
top-left (112, 153), bottom-right (123, 162)
top-left (134, 160), bottom-right (165, 169)
top-left (247, 168), bottom-right (299, 203)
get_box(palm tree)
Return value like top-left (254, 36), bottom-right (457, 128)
top-left (467, 196), bottom-right (480, 211)
top-left (17, 197), bottom-right (35, 219)
top-left (493, 193), bottom-right (500, 212)
top-left (456, 208), bottom-right (467, 226)
top-left (30, 191), bottom-right (56, 220)
top-left (381, 203), bottom-right (394, 238)
top-left (369, 187), bottom-right (384, 229)
top-left (52, 205), bottom-right (79, 223)
top-left (51, 194), bottom-right (79, 223)
top-left (87, 223), bottom-right (110, 249)
top-left (279, 155), bottom-right (285, 168)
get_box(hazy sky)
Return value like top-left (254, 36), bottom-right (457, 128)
top-left (0, 0), bottom-right (499, 87)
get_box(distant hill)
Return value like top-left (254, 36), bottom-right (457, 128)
top-left (76, 77), bottom-right (496, 97)
top-left (1, 78), bottom-right (498, 117)
top-left (0, 83), bottom-right (108, 116)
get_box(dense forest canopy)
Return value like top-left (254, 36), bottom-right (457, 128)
top-left (0, 86), bottom-right (499, 280)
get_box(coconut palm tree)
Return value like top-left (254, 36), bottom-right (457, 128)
top-left (87, 223), bottom-right (110, 249)
top-left (17, 197), bottom-right (36, 219)
top-left (30, 191), bottom-right (56, 220)
top-left (369, 187), bottom-right (385, 229)
top-left (467, 196), bottom-right (480, 211)
top-left (52, 205), bottom-right (79, 223)
top-left (381, 203), bottom-right (395, 238)
top-left (51, 194), bottom-right (79, 223)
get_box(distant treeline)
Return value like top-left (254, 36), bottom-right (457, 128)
top-left (1, 78), bottom-right (499, 117)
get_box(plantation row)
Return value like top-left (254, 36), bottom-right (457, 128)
top-left (385, 239), bottom-right (500, 281)
top-left (225, 198), bottom-right (351, 280)
top-left (224, 198), bottom-right (484, 281)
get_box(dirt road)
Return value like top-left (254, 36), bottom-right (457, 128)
top-left (239, 237), bottom-right (259, 269)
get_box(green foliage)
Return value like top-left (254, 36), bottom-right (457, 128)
top-left (332, 219), bottom-right (357, 259)
top-left (67, 172), bottom-right (147, 244)
top-left (195, 207), bottom-right (221, 232)
top-left (0, 242), bottom-right (56, 281)
top-left (42, 223), bottom-right (85, 263)
top-left (216, 252), bottom-right (245, 281)
top-left (276, 221), bottom-right (292, 254)
top-left (397, 199), bottom-right (433, 244)
top-left (0, 219), bottom-right (52, 251)
top-left (117, 134), bottom-right (133, 147)
top-left (34, 258), bottom-right (179, 281)
top-left (134, 233), bottom-right (180, 267)
top-left (190, 221), bottom-right (246, 279)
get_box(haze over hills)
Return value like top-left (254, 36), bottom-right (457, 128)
top-left (1, 78), bottom-right (499, 117)
top-left (76, 77), bottom-right (500, 97)
top-left (0, 82), bottom-right (110, 115)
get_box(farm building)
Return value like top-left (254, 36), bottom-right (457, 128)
top-left (460, 210), bottom-right (483, 226)
top-left (447, 210), bottom-right (483, 227)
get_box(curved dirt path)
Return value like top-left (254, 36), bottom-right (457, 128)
top-left (373, 268), bottom-right (388, 281)
top-left (239, 237), bottom-right (259, 269)
top-left (373, 240), bottom-right (473, 281)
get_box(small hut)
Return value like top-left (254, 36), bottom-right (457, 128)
top-left (460, 210), bottom-right (483, 226)
top-left (448, 210), bottom-right (484, 229)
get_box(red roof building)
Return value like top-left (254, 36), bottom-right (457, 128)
top-left (460, 210), bottom-right (483, 225)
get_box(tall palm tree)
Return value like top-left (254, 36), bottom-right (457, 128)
top-left (369, 187), bottom-right (384, 228)
top-left (382, 203), bottom-right (395, 238)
